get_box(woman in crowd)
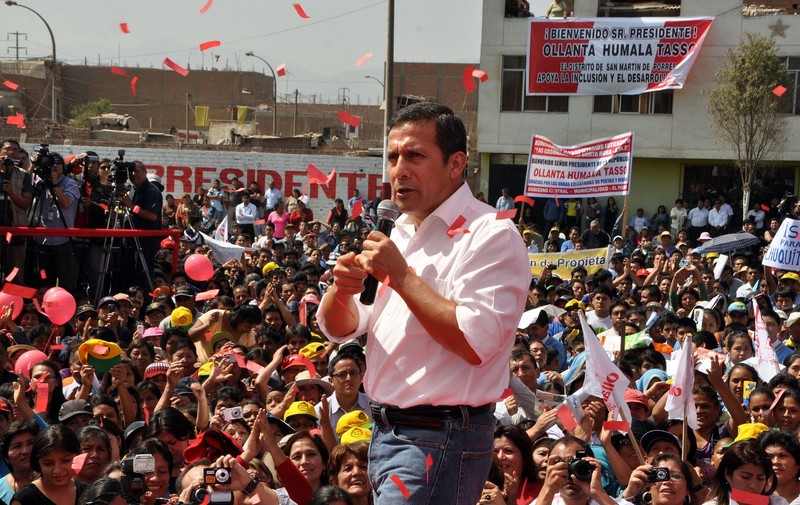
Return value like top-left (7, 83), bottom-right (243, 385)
top-left (765, 217), bottom-right (781, 244)
top-left (702, 440), bottom-right (777, 505)
top-left (310, 486), bottom-right (354, 505)
top-left (77, 478), bottom-right (125, 505)
top-left (532, 437), bottom-right (555, 483)
top-left (284, 432), bottom-right (329, 493)
top-left (775, 388), bottom-right (800, 433)
top-left (75, 426), bottom-right (111, 485)
top-left (268, 200), bottom-right (290, 240)
top-left (328, 442), bottom-right (371, 505)
top-left (692, 368), bottom-right (747, 467)
top-left (176, 193), bottom-right (199, 230)
top-left (622, 453), bottom-right (697, 505)
top-left (726, 363), bottom-right (760, 404)
top-left (30, 360), bottom-right (67, 425)
top-left (652, 205), bottom-right (670, 232)
top-left (604, 197), bottom-right (620, 234)
top-left (585, 197), bottom-right (602, 230)
top-left (726, 332), bottom-right (755, 368)
top-left (0, 419), bottom-right (41, 504)
top-left (761, 431), bottom-right (800, 504)
top-left (493, 425), bottom-right (541, 505)
top-left (127, 439), bottom-right (172, 505)
top-left (11, 424), bottom-right (87, 505)
top-left (326, 198), bottom-right (349, 229)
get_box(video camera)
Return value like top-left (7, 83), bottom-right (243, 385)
top-left (108, 149), bottom-right (136, 197)
top-left (32, 144), bottom-right (55, 181)
top-left (120, 454), bottom-right (154, 503)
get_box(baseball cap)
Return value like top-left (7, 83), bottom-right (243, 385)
top-left (59, 400), bottom-right (92, 422)
top-left (786, 312), bottom-right (800, 328)
top-left (624, 389), bottom-right (649, 409)
top-left (97, 296), bottom-right (117, 309)
top-left (660, 231), bottom-right (672, 239)
top-left (284, 401), bottom-right (318, 421)
top-left (171, 306), bottom-right (193, 328)
top-left (336, 410), bottom-right (372, 436)
top-left (727, 302), bottom-right (748, 314)
top-left (613, 235), bottom-right (623, 242)
top-left (143, 327), bottom-right (164, 339)
top-left (75, 304), bottom-right (98, 318)
top-left (564, 299), bottom-right (585, 311)
top-left (262, 262), bottom-right (280, 276)
top-left (636, 268), bottom-right (650, 277)
top-left (522, 229), bottom-right (533, 236)
top-left (299, 342), bottom-right (326, 359)
top-left (729, 423), bottom-right (769, 446)
top-left (144, 361), bottom-right (169, 379)
top-left (341, 426), bottom-right (372, 445)
top-left (113, 293), bottom-right (132, 303)
top-left (266, 413), bottom-right (295, 436)
top-left (640, 430), bottom-right (681, 453)
top-left (782, 273), bottom-right (800, 283)
top-left (209, 331), bottom-right (233, 349)
top-left (123, 421), bottom-right (147, 446)
top-left (282, 354), bottom-right (316, 374)
top-left (144, 302), bottom-right (165, 316)
top-left (174, 285), bottom-right (195, 299)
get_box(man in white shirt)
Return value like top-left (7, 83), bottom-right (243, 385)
top-left (264, 179), bottom-right (282, 213)
top-left (687, 200), bottom-right (709, 243)
top-left (235, 191), bottom-right (257, 239)
top-left (708, 199), bottom-right (729, 237)
top-left (317, 102), bottom-right (530, 504)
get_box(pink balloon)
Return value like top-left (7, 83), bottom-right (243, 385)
top-left (0, 293), bottom-right (23, 319)
top-left (14, 349), bottom-right (48, 379)
top-left (43, 289), bottom-right (76, 325)
top-left (185, 254), bottom-right (214, 281)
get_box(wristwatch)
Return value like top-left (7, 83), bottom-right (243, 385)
top-left (242, 474), bottom-right (260, 496)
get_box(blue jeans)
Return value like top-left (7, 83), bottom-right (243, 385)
top-left (368, 407), bottom-right (495, 505)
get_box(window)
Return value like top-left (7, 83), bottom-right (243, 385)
top-left (502, 56), bottom-right (569, 112)
top-left (593, 90), bottom-right (673, 114)
top-left (778, 57), bottom-right (800, 115)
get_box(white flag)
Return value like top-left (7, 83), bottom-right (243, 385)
top-left (664, 340), bottom-right (699, 429)
top-left (753, 304), bottom-right (780, 383)
top-left (200, 232), bottom-right (246, 265)
top-left (579, 312), bottom-right (632, 422)
top-left (214, 215), bottom-right (229, 242)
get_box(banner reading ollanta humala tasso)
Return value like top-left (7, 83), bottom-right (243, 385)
top-left (527, 17), bottom-right (713, 95)
top-left (525, 132), bottom-right (633, 198)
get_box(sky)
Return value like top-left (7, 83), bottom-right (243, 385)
top-left (1, 0), bottom-right (483, 104)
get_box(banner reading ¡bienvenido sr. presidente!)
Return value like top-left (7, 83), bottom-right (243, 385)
top-left (525, 132), bottom-right (633, 198)
top-left (763, 219), bottom-right (800, 271)
top-left (527, 17), bottom-right (713, 95)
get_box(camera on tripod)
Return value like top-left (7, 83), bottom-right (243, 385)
top-left (120, 454), bottom-right (155, 503)
top-left (108, 150), bottom-right (136, 197)
top-left (32, 144), bottom-right (54, 181)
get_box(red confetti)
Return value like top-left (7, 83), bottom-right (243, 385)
top-left (761, 204), bottom-right (770, 212)
top-left (276, 63), bottom-right (286, 77)
top-left (71, 453), bottom-right (87, 473)
top-left (556, 403), bottom-right (577, 430)
top-left (514, 195), bottom-right (535, 207)
top-left (446, 215), bottom-right (470, 238)
top-left (293, 3), bottom-right (310, 18)
top-left (495, 209), bottom-right (516, 220)
top-left (234, 355), bottom-right (247, 368)
top-left (355, 51), bottom-right (374, 67)
top-left (351, 199), bottom-right (363, 219)
top-left (32, 298), bottom-right (48, 317)
top-left (199, 40), bottom-right (221, 51)
top-left (119, 22), bottom-right (130, 34)
top-left (3, 80), bottom-right (19, 91)
top-left (377, 274), bottom-right (390, 299)
top-left (176, 212), bottom-right (188, 220)
top-left (34, 382), bottom-right (49, 413)
top-left (6, 113), bottom-right (25, 129)
top-left (111, 66), bottom-right (127, 76)
top-left (334, 293), bottom-right (355, 320)
top-left (1, 282), bottom-right (36, 299)
top-left (472, 69), bottom-right (489, 82)
top-left (130, 76), bottom-right (138, 97)
top-left (200, 493), bottom-right (211, 505)
top-left (144, 406), bottom-right (151, 425)
top-left (730, 489), bottom-right (769, 505)
top-left (199, 0), bottom-right (213, 13)
top-left (163, 58), bottom-right (189, 77)
top-left (463, 64), bottom-right (477, 94)
top-left (40, 269), bottom-right (47, 280)
top-left (93, 344), bottom-right (110, 355)
top-left (4, 232), bottom-right (10, 243)
top-left (50, 344), bottom-right (64, 351)
top-left (500, 388), bottom-right (514, 399)
top-left (602, 420), bottom-right (630, 432)
top-left (773, 85), bottom-right (788, 97)
top-left (389, 474), bottom-right (411, 499)
top-left (338, 111), bottom-right (361, 128)
top-left (307, 163), bottom-right (335, 185)
top-left (253, 219), bottom-right (266, 225)
top-left (425, 453), bottom-right (434, 484)
top-left (246, 360), bottom-right (264, 374)
top-left (4, 267), bottom-right (18, 282)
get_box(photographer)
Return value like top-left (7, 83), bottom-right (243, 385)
top-left (177, 454), bottom-right (280, 505)
top-left (33, 150), bottom-right (80, 294)
top-left (75, 151), bottom-right (111, 299)
top-left (535, 436), bottom-right (631, 505)
top-left (0, 139), bottom-right (33, 284)
top-left (620, 454), bottom-right (696, 505)
top-left (121, 161), bottom-right (163, 290)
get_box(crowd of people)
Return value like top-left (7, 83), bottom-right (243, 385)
top-left (0, 98), bottom-right (799, 505)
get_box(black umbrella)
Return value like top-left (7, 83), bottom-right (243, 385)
top-left (694, 232), bottom-right (762, 254)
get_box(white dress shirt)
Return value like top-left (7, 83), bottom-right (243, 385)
top-left (688, 207), bottom-right (709, 227)
top-left (318, 183), bottom-right (531, 408)
top-left (235, 202), bottom-right (257, 224)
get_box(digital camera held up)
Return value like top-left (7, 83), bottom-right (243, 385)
top-left (568, 450), bottom-right (594, 482)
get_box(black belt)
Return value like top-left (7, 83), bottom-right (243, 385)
top-left (371, 402), bottom-right (493, 430)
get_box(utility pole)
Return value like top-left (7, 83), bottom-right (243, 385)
top-left (185, 92), bottom-right (191, 146)
top-left (293, 89), bottom-right (298, 137)
top-left (6, 31), bottom-right (26, 60)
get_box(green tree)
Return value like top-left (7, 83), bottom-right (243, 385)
top-left (69, 98), bottom-right (115, 128)
top-left (707, 33), bottom-right (789, 214)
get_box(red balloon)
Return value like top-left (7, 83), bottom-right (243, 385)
top-left (14, 349), bottom-right (48, 379)
top-left (0, 293), bottom-right (23, 319)
top-left (185, 254), bottom-right (214, 281)
top-left (43, 289), bottom-right (76, 325)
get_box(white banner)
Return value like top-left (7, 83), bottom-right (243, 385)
top-left (763, 218), bottom-right (800, 271)
top-left (579, 312), bottom-right (632, 422)
top-left (200, 232), bottom-right (246, 265)
top-left (527, 17), bottom-right (714, 95)
top-left (525, 133), bottom-right (633, 198)
top-left (753, 304), bottom-right (780, 383)
top-left (664, 340), bottom-right (698, 429)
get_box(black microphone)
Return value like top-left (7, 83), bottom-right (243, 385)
top-left (360, 199), bottom-right (401, 305)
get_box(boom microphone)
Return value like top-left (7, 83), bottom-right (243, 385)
top-left (360, 200), bottom-right (401, 305)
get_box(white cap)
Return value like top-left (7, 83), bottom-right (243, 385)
top-left (298, 195), bottom-right (310, 205)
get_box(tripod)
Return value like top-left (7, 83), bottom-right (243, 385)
top-left (94, 199), bottom-right (154, 306)
top-left (27, 179), bottom-right (73, 289)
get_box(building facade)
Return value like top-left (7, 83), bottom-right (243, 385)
top-left (477, 0), bottom-right (800, 230)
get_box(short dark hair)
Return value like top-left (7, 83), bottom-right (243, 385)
top-left (128, 438), bottom-right (174, 476)
top-left (0, 419), bottom-right (41, 467)
top-left (31, 424), bottom-right (81, 472)
top-left (388, 102), bottom-right (467, 163)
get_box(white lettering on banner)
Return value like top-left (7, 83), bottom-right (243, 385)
top-left (45, 144), bottom-right (384, 217)
top-left (527, 17), bottom-right (714, 96)
top-left (763, 218), bottom-right (800, 271)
